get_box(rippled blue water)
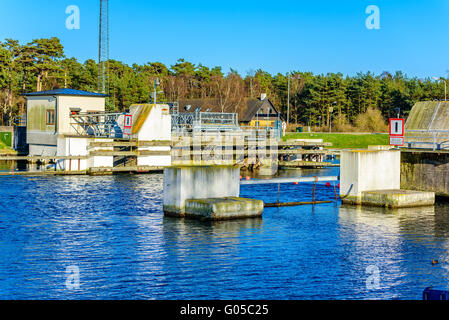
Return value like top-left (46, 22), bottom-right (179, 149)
top-left (1, 167), bottom-right (449, 300)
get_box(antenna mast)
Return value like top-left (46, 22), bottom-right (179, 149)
top-left (98, 0), bottom-right (109, 94)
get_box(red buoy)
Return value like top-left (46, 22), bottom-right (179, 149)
top-left (325, 182), bottom-right (331, 187)
top-left (337, 183), bottom-right (340, 188)
top-left (246, 176), bottom-right (251, 180)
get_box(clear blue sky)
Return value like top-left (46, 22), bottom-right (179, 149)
top-left (1, 0), bottom-right (448, 78)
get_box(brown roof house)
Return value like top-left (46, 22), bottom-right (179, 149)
top-left (177, 94), bottom-right (283, 127)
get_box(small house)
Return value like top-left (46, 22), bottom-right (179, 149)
top-left (177, 94), bottom-right (283, 127)
top-left (23, 88), bottom-right (108, 156)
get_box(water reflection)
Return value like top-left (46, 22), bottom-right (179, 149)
top-left (337, 204), bottom-right (449, 299)
top-left (2, 172), bottom-right (449, 299)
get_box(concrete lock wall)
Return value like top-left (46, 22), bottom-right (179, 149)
top-left (56, 137), bottom-right (89, 171)
top-left (56, 137), bottom-right (113, 171)
top-left (163, 166), bottom-right (240, 216)
top-left (132, 104), bottom-right (171, 167)
top-left (340, 150), bottom-right (401, 203)
top-left (29, 144), bottom-right (58, 156)
top-left (87, 138), bottom-right (114, 169)
top-left (401, 151), bottom-right (449, 197)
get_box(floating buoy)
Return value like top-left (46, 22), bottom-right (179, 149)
top-left (293, 182), bottom-right (299, 185)
top-left (240, 175), bottom-right (242, 179)
top-left (432, 259), bottom-right (439, 265)
top-left (337, 183), bottom-right (340, 188)
top-left (246, 176), bottom-right (251, 180)
top-left (325, 182), bottom-right (331, 187)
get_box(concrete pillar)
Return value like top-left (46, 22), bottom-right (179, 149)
top-left (57, 137), bottom-right (89, 171)
top-left (163, 166), bottom-right (240, 216)
top-left (87, 138), bottom-right (114, 169)
top-left (340, 150), bottom-right (401, 204)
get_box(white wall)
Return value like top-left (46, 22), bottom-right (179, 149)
top-left (87, 138), bottom-right (113, 169)
top-left (163, 166), bottom-right (240, 214)
top-left (56, 137), bottom-right (89, 171)
top-left (132, 104), bottom-right (172, 167)
top-left (55, 137), bottom-right (113, 171)
top-left (340, 150), bottom-right (401, 203)
top-left (57, 96), bottom-right (105, 135)
top-left (135, 104), bottom-right (171, 141)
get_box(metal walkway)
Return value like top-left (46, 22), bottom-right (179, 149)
top-left (240, 175), bottom-right (340, 207)
top-left (240, 176), bottom-right (339, 185)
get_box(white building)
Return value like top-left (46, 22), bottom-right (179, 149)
top-left (24, 88), bottom-right (108, 156)
top-left (23, 89), bottom-right (172, 172)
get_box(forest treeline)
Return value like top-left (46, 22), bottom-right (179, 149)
top-left (0, 37), bottom-right (447, 128)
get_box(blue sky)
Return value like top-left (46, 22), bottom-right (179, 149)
top-left (1, 0), bottom-right (449, 78)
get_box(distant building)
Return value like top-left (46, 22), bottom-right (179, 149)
top-left (177, 94), bottom-right (283, 127)
top-left (23, 88), bottom-right (108, 156)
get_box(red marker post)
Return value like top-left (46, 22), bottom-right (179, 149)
top-left (389, 118), bottom-right (405, 147)
top-left (124, 114), bottom-right (133, 136)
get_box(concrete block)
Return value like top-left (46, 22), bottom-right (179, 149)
top-left (361, 189), bottom-right (435, 208)
top-left (29, 144), bottom-right (57, 156)
top-left (340, 150), bottom-right (401, 204)
top-left (163, 166), bottom-right (240, 216)
top-left (87, 138), bottom-right (114, 169)
top-left (182, 197), bottom-right (264, 220)
top-left (137, 146), bottom-right (171, 167)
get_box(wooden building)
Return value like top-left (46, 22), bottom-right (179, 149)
top-left (177, 94), bottom-right (283, 127)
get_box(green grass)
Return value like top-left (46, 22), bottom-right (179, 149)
top-left (283, 132), bottom-right (389, 149)
top-left (0, 132), bottom-right (12, 147)
top-left (0, 140), bottom-right (15, 154)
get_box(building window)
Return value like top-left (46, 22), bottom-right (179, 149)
top-left (46, 109), bottom-right (55, 125)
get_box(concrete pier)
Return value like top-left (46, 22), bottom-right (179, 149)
top-left (163, 165), bottom-right (263, 220)
top-left (185, 197), bottom-right (263, 220)
top-left (361, 190), bottom-right (435, 208)
top-left (340, 149), bottom-right (401, 204)
top-left (401, 150), bottom-right (449, 197)
top-left (341, 149), bottom-right (434, 207)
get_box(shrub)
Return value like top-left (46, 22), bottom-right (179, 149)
top-left (354, 107), bottom-right (388, 132)
top-left (332, 113), bottom-right (355, 132)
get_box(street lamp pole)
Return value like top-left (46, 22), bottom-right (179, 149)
top-left (329, 102), bottom-right (336, 133)
top-left (153, 77), bottom-right (160, 104)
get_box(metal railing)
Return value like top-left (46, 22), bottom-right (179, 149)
top-left (70, 112), bottom-right (126, 138)
top-left (405, 129), bottom-right (449, 151)
top-left (171, 111), bottom-right (239, 132)
top-left (240, 176), bottom-right (338, 185)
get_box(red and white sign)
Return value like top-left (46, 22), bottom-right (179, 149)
top-left (389, 118), bottom-right (404, 146)
top-left (124, 114), bottom-right (133, 135)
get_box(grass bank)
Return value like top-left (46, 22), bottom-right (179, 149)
top-left (283, 132), bottom-right (389, 149)
top-left (0, 140), bottom-right (15, 155)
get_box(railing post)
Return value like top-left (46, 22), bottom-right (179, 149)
top-left (433, 133), bottom-right (436, 151)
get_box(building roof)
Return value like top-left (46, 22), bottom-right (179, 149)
top-left (177, 97), bottom-right (283, 122)
top-left (23, 88), bottom-right (109, 98)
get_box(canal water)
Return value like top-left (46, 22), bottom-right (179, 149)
top-left (1, 166), bottom-right (449, 300)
